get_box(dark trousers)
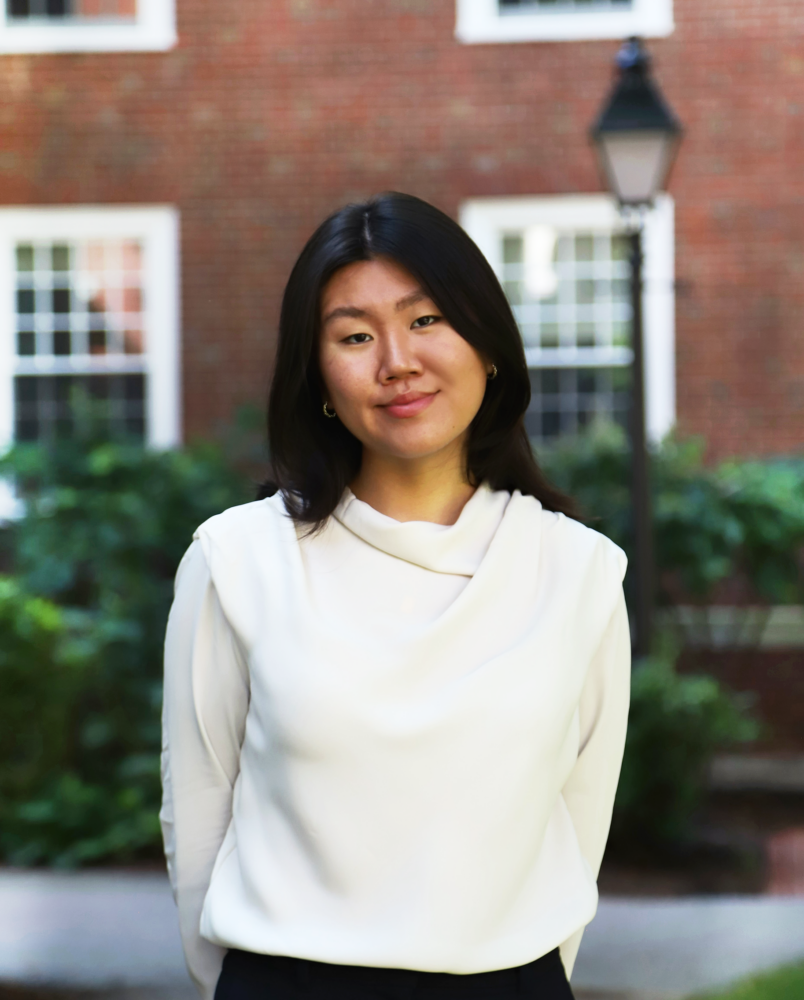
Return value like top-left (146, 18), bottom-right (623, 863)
top-left (215, 947), bottom-right (576, 999)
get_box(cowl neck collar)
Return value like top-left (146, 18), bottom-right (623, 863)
top-left (332, 482), bottom-right (511, 577)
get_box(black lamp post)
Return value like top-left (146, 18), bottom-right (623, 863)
top-left (590, 37), bottom-right (682, 659)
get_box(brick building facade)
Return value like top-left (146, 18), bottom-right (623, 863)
top-left (0, 0), bottom-right (801, 461)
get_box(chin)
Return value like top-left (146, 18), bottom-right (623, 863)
top-left (374, 435), bottom-right (459, 461)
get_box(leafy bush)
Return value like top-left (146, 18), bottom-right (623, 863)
top-left (538, 422), bottom-right (804, 605)
top-left (0, 579), bottom-right (80, 814)
top-left (0, 438), bottom-right (251, 866)
top-left (610, 634), bottom-right (759, 849)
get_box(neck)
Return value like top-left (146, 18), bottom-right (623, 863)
top-left (350, 442), bottom-right (477, 525)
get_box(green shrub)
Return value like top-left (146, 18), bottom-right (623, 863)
top-left (538, 422), bottom-right (804, 605)
top-left (0, 578), bottom-right (77, 811)
top-left (0, 437), bottom-right (251, 866)
top-left (611, 635), bottom-right (759, 850)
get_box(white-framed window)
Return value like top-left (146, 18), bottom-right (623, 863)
top-left (0, 205), bottom-right (180, 452)
top-left (456, 0), bottom-right (673, 44)
top-left (460, 193), bottom-right (675, 444)
top-left (0, 0), bottom-right (175, 53)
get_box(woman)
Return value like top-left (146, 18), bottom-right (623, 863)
top-left (160, 192), bottom-right (630, 1000)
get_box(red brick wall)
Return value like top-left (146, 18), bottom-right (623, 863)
top-left (0, 0), bottom-right (801, 459)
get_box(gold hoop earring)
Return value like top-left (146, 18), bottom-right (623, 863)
top-left (487, 364), bottom-right (498, 380)
top-left (322, 401), bottom-right (337, 419)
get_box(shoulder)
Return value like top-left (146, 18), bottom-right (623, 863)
top-left (192, 493), bottom-right (293, 560)
top-left (533, 500), bottom-right (628, 586)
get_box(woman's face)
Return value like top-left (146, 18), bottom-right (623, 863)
top-left (318, 257), bottom-right (491, 466)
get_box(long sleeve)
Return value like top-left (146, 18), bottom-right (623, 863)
top-left (558, 586), bottom-right (631, 980)
top-left (160, 539), bottom-right (250, 1000)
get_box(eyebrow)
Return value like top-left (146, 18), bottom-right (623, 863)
top-left (322, 289), bottom-right (430, 327)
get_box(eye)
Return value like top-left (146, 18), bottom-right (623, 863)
top-left (411, 314), bottom-right (441, 329)
top-left (342, 332), bottom-right (373, 344)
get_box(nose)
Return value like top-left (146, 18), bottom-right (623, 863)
top-left (378, 328), bottom-right (421, 383)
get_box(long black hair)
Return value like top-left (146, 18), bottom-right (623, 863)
top-left (260, 192), bottom-right (579, 527)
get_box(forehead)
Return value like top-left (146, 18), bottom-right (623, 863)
top-left (320, 258), bottom-right (427, 315)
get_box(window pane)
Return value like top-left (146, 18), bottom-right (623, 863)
top-left (502, 234), bottom-right (523, 264)
top-left (14, 238), bottom-right (145, 361)
top-left (499, 0), bottom-right (632, 9)
top-left (502, 227), bottom-right (632, 352)
top-left (17, 332), bottom-right (35, 356)
top-left (575, 235), bottom-right (594, 261)
top-left (16, 244), bottom-right (34, 271)
top-left (52, 244), bottom-right (70, 271)
top-left (13, 238), bottom-right (148, 443)
top-left (14, 374), bottom-right (146, 443)
top-left (7, 0), bottom-right (136, 19)
top-left (500, 223), bottom-right (634, 441)
top-left (525, 366), bottom-right (631, 441)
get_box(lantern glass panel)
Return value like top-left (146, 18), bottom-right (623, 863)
top-left (597, 130), bottom-right (678, 206)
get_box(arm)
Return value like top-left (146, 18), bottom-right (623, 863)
top-left (160, 539), bottom-right (250, 1000)
top-left (559, 586), bottom-right (631, 979)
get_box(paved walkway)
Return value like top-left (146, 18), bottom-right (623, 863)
top-left (1, 871), bottom-right (804, 997)
top-left (571, 896), bottom-right (804, 994)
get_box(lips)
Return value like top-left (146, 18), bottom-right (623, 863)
top-left (380, 391), bottom-right (437, 419)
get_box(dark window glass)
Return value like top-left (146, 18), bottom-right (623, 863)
top-left (52, 244), bottom-right (70, 270)
top-left (499, 0), bottom-right (631, 7)
top-left (541, 411), bottom-right (561, 438)
top-left (17, 289), bottom-right (35, 314)
top-left (52, 288), bottom-right (71, 313)
top-left (89, 330), bottom-right (107, 354)
top-left (541, 369), bottom-right (560, 395)
top-left (14, 374), bottom-right (146, 444)
top-left (526, 366), bottom-right (631, 441)
top-left (16, 244), bottom-right (34, 270)
top-left (5, 0), bottom-right (141, 18)
top-left (53, 331), bottom-right (71, 356)
top-left (578, 370), bottom-right (596, 395)
top-left (17, 332), bottom-right (36, 356)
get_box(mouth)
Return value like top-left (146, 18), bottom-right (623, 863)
top-left (379, 391), bottom-right (438, 419)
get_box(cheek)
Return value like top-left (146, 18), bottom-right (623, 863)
top-left (437, 341), bottom-right (487, 398)
top-left (320, 350), bottom-right (372, 408)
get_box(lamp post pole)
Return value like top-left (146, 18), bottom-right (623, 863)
top-left (628, 226), bottom-right (654, 658)
top-left (590, 36), bottom-right (682, 660)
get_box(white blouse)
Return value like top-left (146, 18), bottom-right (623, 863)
top-left (160, 484), bottom-right (630, 999)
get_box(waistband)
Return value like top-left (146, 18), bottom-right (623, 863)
top-left (221, 946), bottom-right (568, 997)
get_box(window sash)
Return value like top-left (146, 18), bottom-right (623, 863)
top-left (7, 0), bottom-right (137, 22)
top-left (0, 0), bottom-right (175, 51)
top-left (456, 0), bottom-right (673, 43)
top-left (0, 206), bottom-right (180, 450)
top-left (459, 193), bottom-right (675, 445)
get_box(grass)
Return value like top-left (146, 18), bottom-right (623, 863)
top-left (690, 961), bottom-right (804, 1000)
